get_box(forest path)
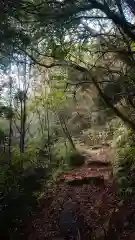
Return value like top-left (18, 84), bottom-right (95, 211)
top-left (60, 144), bottom-right (113, 184)
top-left (22, 144), bottom-right (133, 240)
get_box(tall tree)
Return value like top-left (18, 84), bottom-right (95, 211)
top-left (13, 60), bottom-right (31, 153)
top-left (21, 0), bottom-right (135, 130)
top-left (1, 0), bottom-right (135, 129)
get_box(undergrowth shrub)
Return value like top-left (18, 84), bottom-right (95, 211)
top-left (116, 147), bottom-right (135, 198)
top-left (112, 127), bottom-right (135, 199)
top-left (112, 126), bottom-right (130, 149)
top-left (0, 138), bottom-right (84, 238)
top-left (67, 150), bottom-right (85, 167)
top-left (51, 141), bottom-right (85, 182)
top-left (52, 141), bottom-right (70, 166)
top-left (53, 141), bottom-right (84, 167)
top-left (0, 147), bottom-right (48, 239)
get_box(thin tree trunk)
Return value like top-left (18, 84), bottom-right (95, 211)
top-left (46, 104), bottom-right (51, 163)
top-left (36, 108), bottom-right (44, 135)
top-left (58, 113), bottom-right (76, 150)
top-left (20, 56), bottom-right (27, 153)
top-left (8, 118), bottom-right (12, 162)
top-left (20, 99), bottom-right (23, 153)
top-left (22, 99), bottom-right (26, 153)
top-left (8, 77), bottom-right (13, 162)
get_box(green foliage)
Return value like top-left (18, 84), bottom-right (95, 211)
top-left (52, 141), bottom-right (71, 167)
top-left (47, 141), bottom-right (85, 186)
top-left (47, 89), bottom-right (67, 110)
top-left (112, 126), bottom-right (135, 198)
top-left (112, 126), bottom-right (135, 149)
top-left (116, 146), bottom-right (135, 198)
top-left (1, 0), bottom-right (135, 238)
top-left (12, 146), bottom-right (39, 168)
top-left (0, 0), bottom-right (30, 70)
top-left (0, 137), bottom-right (83, 238)
top-left (0, 148), bottom-right (47, 239)
top-left (0, 104), bottom-right (13, 118)
top-left (53, 141), bottom-right (84, 169)
top-left (67, 150), bottom-right (85, 167)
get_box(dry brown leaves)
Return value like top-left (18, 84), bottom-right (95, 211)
top-left (26, 180), bottom-right (118, 240)
top-left (20, 146), bottom-right (135, 240)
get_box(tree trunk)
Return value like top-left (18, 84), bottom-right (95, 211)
top-left (58, 113), bottom-right (76, 150)
top-left (8, 77), bottom-right (13, 162)
top-left (20, 99), bottom-right (23, 153)
top-left (8, 118), bottom-right (12, 162)
top-left (91, 74), bottom-right (135, 131)
top-left (21, 99), bottom-right (26, 153)
top-left (20, 57), bottom-right (27, 153)
top-left (46, 105), bottom-right (51, 163)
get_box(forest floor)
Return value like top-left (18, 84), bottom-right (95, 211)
top-left (20, 144), bottom-right (135, 240)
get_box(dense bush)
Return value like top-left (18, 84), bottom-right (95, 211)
top-left (112, 127), bottom-right (135, 199)
top-left (116, 147), bottom-right (135, 198)
top-left (67, 150), bottom-right (85, 167)
top-left (0, 139), bottom-right (84, 238)
top-left (50, 141), bottom-right (85, 183)
top-left (52, 141), bottom-right (70, 166)
top-left (112, 127), bottom-right (130, 149)
top-left (0, 149), bottom-right (48, 239)
top-left (53, 141), bottom-right (85, 168)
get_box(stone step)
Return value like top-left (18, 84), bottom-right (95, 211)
top-left (65, 175), bottom-right (104, 186)
top-left (87, 160), bottom-right (111, 167)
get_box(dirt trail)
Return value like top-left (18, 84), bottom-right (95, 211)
top-left (21, 145), bottom-right (135, 239)
top-left (61, 145), bottom-right (113, 184)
